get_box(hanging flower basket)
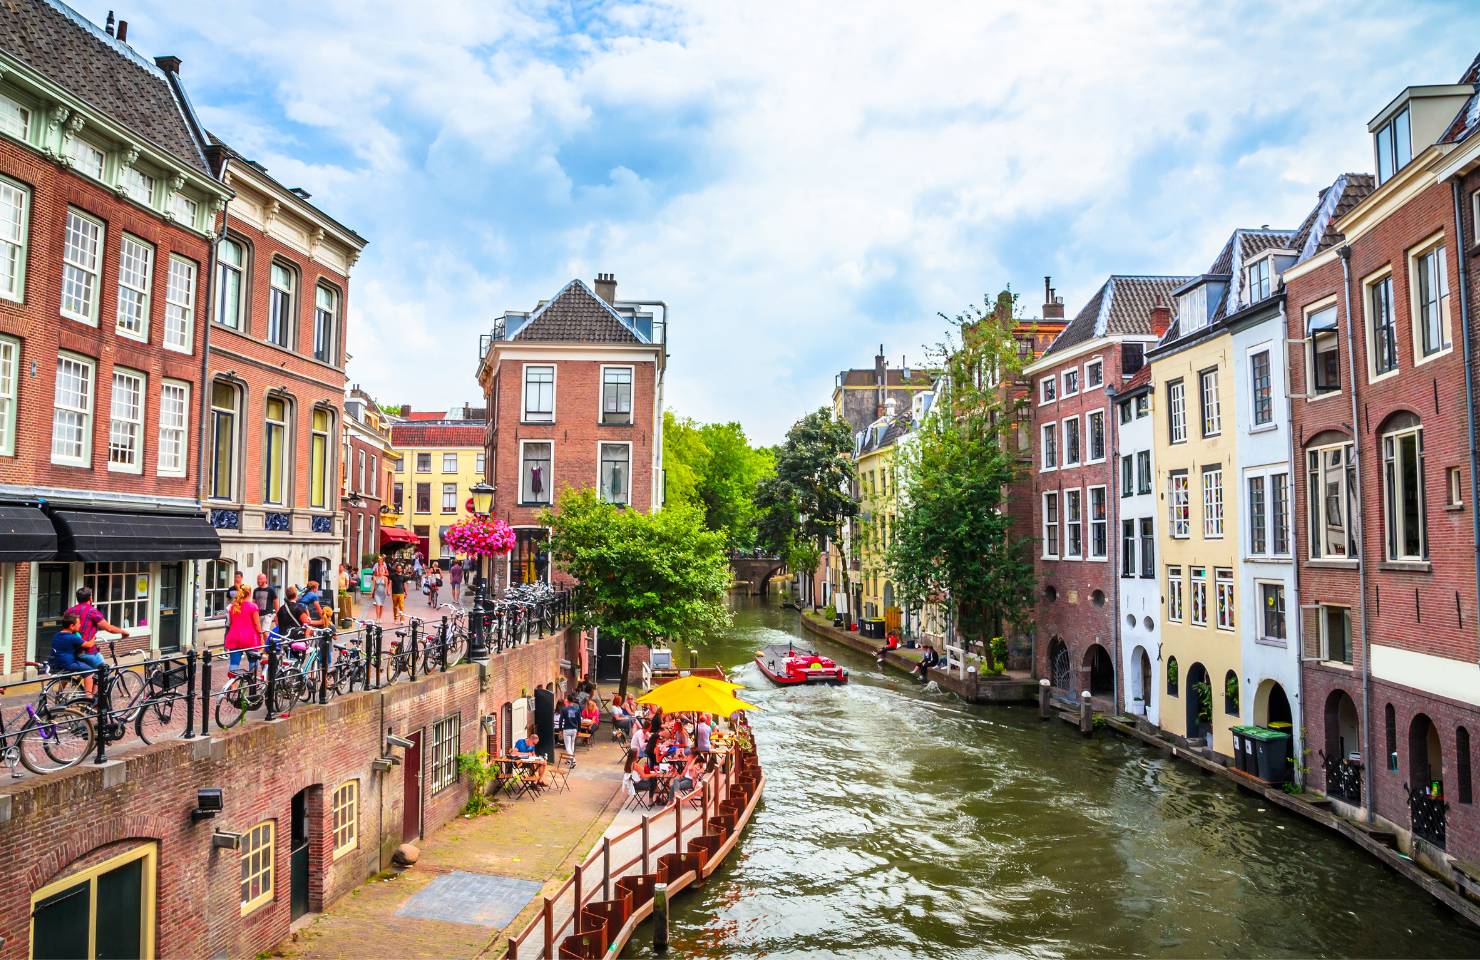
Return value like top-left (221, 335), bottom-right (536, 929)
top-left (442, 515), bottom-right (517, 557)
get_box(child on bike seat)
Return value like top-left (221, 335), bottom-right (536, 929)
top-left (51, 612), bottom-right (105, 680)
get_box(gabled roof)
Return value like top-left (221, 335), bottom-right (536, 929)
top-left (514, 280), bottom-right (648, 344)
top-left (1044, 276), bottom-right (1191, 357)
top-left (1289, 173), bottom-right (1376, 261)
top-left (389, 423), bottom-right (485, 448)
top-left (0, 0), bottom-right (211, 174)
top-left (856, 416), bottom-right (911, 457)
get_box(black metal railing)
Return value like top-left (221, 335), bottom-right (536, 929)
top-left (1407, 785), bottom-right (1448, 849)
top-left (1320, 751), bottom-right (1362, 806)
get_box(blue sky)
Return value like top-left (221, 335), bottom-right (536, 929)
top-left (75, 0), bottom-right (1480, 443)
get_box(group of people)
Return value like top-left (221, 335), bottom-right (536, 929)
top-left (48, 586), bottom-right (126, 695)
top-left (623, 706), bottom-right (720, 803)
top-left (367, 553), bottom-right (477, 624)
top-left (223, 568), bottom-right (336, 677)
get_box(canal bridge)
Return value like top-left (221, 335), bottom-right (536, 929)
top-left (730, 553), bottom-right (787, 596)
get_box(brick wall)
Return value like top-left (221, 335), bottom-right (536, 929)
top-left (0, 629), bottom-right (568, 960)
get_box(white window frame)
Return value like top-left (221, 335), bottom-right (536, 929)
top-left (1320, 604), bottom-right (1353, 664)
top-left (114, 233), bottom-right (154, 342)
top-left (1040, 422), bottom-right (1058, 472)
top-left (598, 440), bottom-right (633, 505)
top-left (600, 364), bottom-right (635, 425)
top-left (1084, 357), bottom-right (1103, 390)
top-left (313, 283), bottom-right (339, 365)
top-left (267, 261), bottom-right (295, 349)
top-left (1381, 421), bottom-right (1426, 562)
top-left (1408, 234), bottom-right (1452, 365)
top-left (1257, 580), bottom-right (1287, 644)
top-left (1041, 490), bottom-right (1060, 559)
top-left (107, 367), bottom-right (146, 474)
top-left (1246, 256), bottom-right (1272, 303)
top-left (0, 90), bottom-right (32, 141)
top-left (1214, 567), bottom-right (1235, 631)
top-left (215, 236), bottom-right (246, 330)
top-left (61, 207), bottom-right (104, 325)
top-left (158, 379), bottom-right (189, 477)
top-left (522, 363), bottom-right (556, 422)
top-left (442, 453), bottom-right (458, 473)
top-left (1063, 367), bottom-right (1080, 397)
top-left (120, 164), bottom-right (157, 207)
top-left (1166, 565), bottom-right (1184, 622)
top-left (1039, 375), bottom-right (1057, 405)
top-left (1062, 415), bottom-right (1081, 467)
top-left (1363, 267), bottom-right (1398, 382)
top-left (169, 191), bottom-right (199, 229)
top-left (0, 334), bottom-right (16, 456)
top-left (1202, 466), bottom-right (1224, 539)
top-left (332, 780), bottom-right (359, 859)
top-left (441, 482), bottom-right (457, 512)
top-left (163, 254), bottom-right (196, 353)
top-left (0, 176), bottom-right (30, 303)
top-left (1167, 378), bottom-right (1186, 443)
top-left (1168, 470), bottom-right (1190, 539)
top-left (1086, 408), bottom-right (1106, 464)
top-left (1198, 367), bottom-right (1221, 437)
top-left (1189, 566), bottom-right (1208, 627)
top-left (1248, 346), bottom-right (1274, 427)
top-left (518, 438), bottom-right (554, 506)
top-left (1304, 298), bottom-right (1342, 399)
top-left (1307, 441), bottom-right (1357, 560)
top-left (1064, 488), bottom-right (1083, 560)
top-left (1087, 484), bottom-right (1108, 561)
top-left (51, 352), bottom-right (94, 466)
top-left (65, 134), bottom-right (106, 181)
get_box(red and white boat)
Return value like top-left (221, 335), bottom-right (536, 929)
top-left (755, 642), bottom-right (849, 686)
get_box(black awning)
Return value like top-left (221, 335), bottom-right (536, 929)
top-left (0, 506), bottom-right (57, 561)
top-left (51, 509), bottom-right (221, 562)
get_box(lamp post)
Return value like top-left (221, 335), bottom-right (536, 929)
top-left (466, 482), bottom-right (496, 662)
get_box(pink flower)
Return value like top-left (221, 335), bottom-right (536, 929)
top-left (443, 515), bottom-right (516, 556)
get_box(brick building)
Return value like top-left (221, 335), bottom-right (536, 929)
top-left (386, 408), bottom-right (486, 562)
top-left (0, 1), bottom-right (232, 674)
top-left (1029, 275), bottom-right (1188, 706)
top-left (1284, 54), bottom-right (1480, 865)
top-left (341, 386), bottom-right (398, 571)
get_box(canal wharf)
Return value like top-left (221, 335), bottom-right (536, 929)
top-left (798, 612), bottom-right (1038, 703)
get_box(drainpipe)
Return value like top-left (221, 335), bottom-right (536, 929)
top-left (1450, 180), bottom-right (1480, 666)
top-left (1338, 244), bottom-right (1375, 823)
top-left (192, 163), bottom-right (229, 652)
top-left (1279, 297), bottom-right (1306, 782)
top-left (1107, 382), bottom-right (1123, 715)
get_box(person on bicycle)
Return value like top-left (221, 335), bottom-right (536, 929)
top-left (427, 562), bottom-right (443, 607)
top-left (274, 585), bottom-right (310, 650)
top-left (65, 586), bottom-right (123, 653)
top-left (50, 612), bottom-right (103, 695)
top-left (224, 585), bottom-right (264, 675)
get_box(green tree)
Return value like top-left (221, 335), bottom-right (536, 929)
top-left (885, 291), bottom-right (1035, 668)
top-left (662, 412), bottom-right (775, 550)
top-left (544, 489), bottom-right (731, 696)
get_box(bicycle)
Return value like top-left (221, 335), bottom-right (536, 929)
top-left (0, 665), bottom-right (95, 775)
top-left (214, 645), bottom-right (295, 729)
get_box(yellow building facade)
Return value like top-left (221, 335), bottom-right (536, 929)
top-left (387, 416), bottom-right (487, 562)
top-left (1150, 294), bottom-right (1242, 757)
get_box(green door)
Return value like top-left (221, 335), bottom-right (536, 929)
top-left (156, 564), bottom-right (182, 654)
top-left (33, 562), bottom-right (71, 663)
top-left (32, 854), bottom-right (146, 960)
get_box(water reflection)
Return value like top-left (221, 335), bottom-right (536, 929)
top-left (649, 597), bottom-right (1480, 959)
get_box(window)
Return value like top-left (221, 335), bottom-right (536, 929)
top-left (1064, 488), bottom-right (1083, 559)
top-left (170, 191), bottom-right (199, 227)
top-left (442, 453), bottom-right (458, 473)
top-left (268, 263), bottom-right (294, 348)
top-left (1063, 416), bottom-right (1080, 466)
top-left (1137, 451), bottom-right (1152, 495)
top-left (1385, 703), bottom-right (1398, 771)
top-left (1139, 518), bottom-right (1154, 578)
top-left (310, 409), bottom-right (331, 509)
top-left (1307, 304), bottom-right (1340, 395)
top-left (357, 451), bottom-right (366, 492)
top-left (1367, 275), bottom-right (1397, 376)
top-left (332, 781), bottom-right (358, 857)
top-left (1167, 379), bottom-right (1186, 443)
top-left (1039, 376), bottom-right (1056, 403)
top-left (1085, 358), bottom-right (1103, 389)
top-left (1040, 423), bottom-right (1057, 470)
top-left (523, 365), bottom-right (555, 421)
top-left (52, 354), bottom-right (94, 465)
top-left (61, 209), bottom-right (103, 323)
top-left (1449, 466), bottom-right (1464, 507)
top-left (0, 335), bottom-right (15, 455)
top-left (1199, 368), bottom-right (1221, 436)
top-left (107, 369), bottom-right (145, 472)
top-left (209, 381), bottom-right (239, 499)
top-left (430, 714), bottom-right (461, 794)
top-left (415, 482), bottom-right (431, 513)
top-left (1308, 442), bottom-right (1356, 559)
top-left (1246, 257), bottom-right (1271, 302)
top-left (416, 453), bottom-right (432, 473)
top-left (1248, 475), bottom-right (1267, 554)
top-left (602, 366), bottom-right (633, 424)
top-left (0, 92), bottom-right (29, 139)
top-left (1322, 605), bottom-right (1352, 664)
top-left (1119, 399), bottom-right (1133, 425)
top-left (475, 453), bottom-right (486, 476)
top-left (263, 397), bottom-right (290, 504)
top-left (1202, 466), bottom-right (1224, 538)
top-left (1381, 419), bottom-right (1425, 561)
top-left (1412, 241), bottom-right (1452, 359)
top-left (1214, 567), bottom-right (1234, 630)
top-left (1260, 582), bottom-right (1286, 642)
top-left (1087, 410), bottom-right (1105, 463)
top-left (1169, 471), bottom-right (1190, 538)
top-left (1088, 485), bottom-right (1107, 560)
top-left (240, 820), bottom-right (275, 915)
top-left (1190, 567), bottom-right (1207, 626)
top-left (1460, 728), bottom-right (1475, 805)
top-left (1271, 473), bottom-right (1290, 555)
top-left (65, 135), bottom-right (105, 179)
top-left (84, 561), bottom-right (150, 629)
top-left (203, 559), bottom-right (234, 618)
top-left (600, 442), bottom-right (631, 505)
top-left (1041, 491), bottom-right (1059, 558)
top-left (0, 177), bottom-right (29, 302)
top-left (441, 483), bottom-right (457, 512)
top-left (111, 235), bottom-right (155, 340)
top-left (1121, 455), bottom-right (1134, 498)
top-left (120, 165), bottom-right (156, 206)
top-left (215, 238), bottom-right (245, 330)
top-left (393, 482), bottom-right (404, 512)
top-left (1224, 671), bottom-right (1240, 716)
top-left (1121, 520), bottom-right (1136, 577)
top-left (1374, 105), bottom-right (1412, 185)
top-left (1166, 655), bottom-right (1179, 696)
top-left (160, 255), bottom-right (197, 353)
top-left (313, 284), bottom-right (338, 364)
top-left (1249, 350), bottom-right (1272, 426)
top-left (157, 380), bottom-right (188, 476)
top-left (521, 441), bottom-right (552, 505)
top-left (1167, 566), bottom-right (1184, 622)
top-left (29, 843), bottom-right (157, 960)
top-left (1063, 368), bottom-right (1079, 396)
top-left (369, 457), bottom-right (377, 495)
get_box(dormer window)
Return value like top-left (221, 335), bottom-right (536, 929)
top-left (65, 135), bottom-right (106, 181)
top-left (0, 92), bottom-right (30, 140)
top-left (1245, 257), bottom-right (1271, 303)
top-left (1375, 105), bottom-right (1412, 185)
top-left (1178, 286), bottom-right (1207, 333)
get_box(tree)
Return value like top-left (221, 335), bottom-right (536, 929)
top-left (757, 409), bottom-right (858, 617)
top-left (886, 291), bottom-right (1035, 669)
top-left (662, 411), bottom-right (775, 550)
top-left (544, 489), bottom-right (731, 697)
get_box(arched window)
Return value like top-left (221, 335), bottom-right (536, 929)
top-left (263, 394), bottom-right (292, 506)
top-left (1166, 656), bottom-right (1179, 696)
top-left (314, 283), bottom-right (339, 364)
top-left (310, 407), bottom-right (333, 509)
top-left (1379, 412), bottom-right (1425, 561)
top-left (209, 380), bottom-right (241, 500)
top-left (215, 236), bottom-right (247, 330)
top-left (263, 557), bottom-right (287, 589)
top-left (267, 260), bottom-right (296, 348)
top-left (1223, 670), bottom-right (1239, 715)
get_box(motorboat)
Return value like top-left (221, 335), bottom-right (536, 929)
top-left (754, 642), bottom-right (848, 686)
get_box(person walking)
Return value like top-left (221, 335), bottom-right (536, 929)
top-left (389, 563), bottom-right (409, 624)
top-left (560, 694), bottom-right (581, 766)
top-left (371, 556), bottom-right (389, 622)
top-left (252, 573), bottom-right (279, 635)
top-left (336, 563), bottom-right (354, 628)
top-left (223, 585), bottom-right (264, 675)
top-left (412, 553), bottom-right (424, 590)
top-left (449, 558), bottom-right (463, 604)
top-left (427, 562), bottom-right (443, 608)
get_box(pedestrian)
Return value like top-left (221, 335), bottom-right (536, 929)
top-left (336, 563), bottom-right (354, 628)
top-left (371, 556), bottom-right (389, 622)
top-left (560, 694), bottom-right (581, 764)
top-left (427, 562), bottom-right (443, 608)
top-left (449, 558), bottom-right (463, 603)
top-left (252, 573), bottom-right (278, 634)
top-left (412, 553), bottom-right (424, 589)
top-left (389, 564), bottom-right (409, 624)
top-left (223, 585), bottom-right (264, 675)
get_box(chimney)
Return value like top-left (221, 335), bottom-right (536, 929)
top-left (399, 404), bottom-right (411, 417)
top-left (155, 55), bottom-right (182, 75)
top-left (105, 11), bottom-right (115, 35)
top-left (885, 396), bottom-right (898, 418)
top-left (116, 20), bottom-right (128, 43)
top-left (1043, 276), bottom-right (1065, 321)
top-left (594, 272), bottom-right (617, 304)
top-left (874, 345), bottom-right (887, 417)
top-left (1150, 296), bottom-right (1172, 338)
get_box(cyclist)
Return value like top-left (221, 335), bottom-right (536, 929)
top-left (50, 611), bottom-right (103, 695)
top-left (427, 562), bottom-right (443, 608)
top-left (65, 586), bottom-right (123, 654)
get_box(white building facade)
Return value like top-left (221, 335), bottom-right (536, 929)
top-left (1113, 372), bottom-right (1160, 722)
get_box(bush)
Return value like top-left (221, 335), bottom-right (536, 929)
top-left (457, 751), bottom-right (500, 817)
top-left (823, 604), bottom-right (837, 621)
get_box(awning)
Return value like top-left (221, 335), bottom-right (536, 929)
top-left (51, 509), bottom-right (221, 562)
top-left (0, 506), bottom-right (57, 562)
top-left (379, 526), bottom-right (420, 546)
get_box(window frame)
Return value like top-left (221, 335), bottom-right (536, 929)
top-left (313, 282), bottom-right (340, 365)
top-left (240, 820), bottom-right (275, 916)
top-left (310, 407), bottom-right (332, 510)
top-left (215, 235), bottom-right (247, 331)
top-left (65, 133), bottom-right (107, 181)
top-left (415, 482), bottom-right (432, 514)
top-left (430, 714), bottom-right (461, 794)
top-left (1064, 487), bottom-right (1083, 560)
top-left (441, 482), bottom-right (457, 513)
top-left (1408, 234), bottom-right (1452, 364)
top-left (1166, 565), bottom-right (1184, 622)
top-left (1307, 440), bottom-right (1357, 560)
top-left (1248, 347), bottom-right (1273, 427)
top-left (1189, 566), bottom-right (1208, 627)
top-left (267, 260), bottom-right (296, 349)
top-left (1121, 519), bottom-right (1136, 578)
top-left (518, 438), bottom-right (554, 506)
top-left (1138, 517), bottom-right (1155, 578)
top-left (1245, 256), bottom-right (1272, 303)
top-left (1198, 367), bottom-right (1221, 438)
top-left (1381, 420), bottom-right (1426, 562)
top-left (600, 364), bottom-right (635, 425)
top-left (51, 352), bottom-right (95, 467)
top-left (29, 841), bottom-right (157, 960)
top-left (1085, 408), bottom-right (1106, 464)
top-left (61, 207), bottom-right (104, 325)
top-left (1168, 470), bottom-right (1190, 539)
top-left (1202, 466), bottom-right (1224, 539)
top-left (0, 334), bottom-right (15, 456)
top-left (163, 254), bottom-right (196, 353)
top-left (1364, 268), bottom-right (1398, 381)
top-left (1258, 580), bottom-right (1287, 644)
top-left (263, 395), bottom-right (291, 506)
top-left (1038, 375), bottom-right (1057, 405)
top-left (209, 380), bottom-right (241, 501)
top-left (1136, 450), bottom-right (1152, 496)
top-left (0, 175), bottom-right (30, 304)
top-left (332, 780), bottom-right (359, 859)
top-left (522, 363), bottom-right (556, 423)
top-left (1041, 490), bottom-right (1060, 559)
top-left (1062, 414), bottom-right (1081, 467)
top-left (1214, 566), bottom-right (1235, 631)
top-left (157, 379), bottom-right (189, 477)
top-left (598, 440), bottom-right (633, 505)
top-left (1084, 357), bottom-right (1103, 390)
top-left (1247, 473), bottom-right (1268, 556)
top-left (1062, 367), bottom-right (1079, 397)
top-left (1039, 422), bottom-right (1058, 472)
top-left (1304, 299), bottom-right (1342, 399)
top-left (1087, 484), bottom-right (1108, 561)
top-left (1167, 378), bottom-right (1186, 444)
top-left (1321, 604), bottom-right (1353, 665)
top-left (107, 367), bottom-right (146, 474)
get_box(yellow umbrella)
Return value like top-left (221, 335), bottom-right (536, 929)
top-left (636, 675), bottom-right (760, 715)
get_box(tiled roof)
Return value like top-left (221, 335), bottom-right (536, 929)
top-left (515, 280), bottom-right (645, 344)
top-left (837, 368), bottom-right (934, 388)
top-left (389, 423), bottom-right (485, 448)
top-left (857, 416), bottom-right (911, 456)
top-left (0, 0), bottom-right (210, 174)
top-left (1290, 174), bottom-right (1376, 261)
top-left (1120, 366), bottom-right (1153, 393)
top-left (1045, 276), bottom-right (1191, 356)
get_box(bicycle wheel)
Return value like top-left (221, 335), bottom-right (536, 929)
top-left (215, 677), bottom-right (252, 729)
top-left (446, 630), bottom-right (467, 664)
top-left (135, 694), bottom-right (187, 744)
top-left (108, 668), bottom-right (146, 721)
top-left (17, 707), bottom-right (95, 774)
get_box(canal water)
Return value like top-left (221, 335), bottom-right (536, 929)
top-left (648, 597), bottom-right (1480, 958)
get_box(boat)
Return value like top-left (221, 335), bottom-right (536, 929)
top-left (754, 642), bottom-right (849, 686)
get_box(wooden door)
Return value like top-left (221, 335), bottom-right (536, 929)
top-left (402, 731), bottom-right (423, 843)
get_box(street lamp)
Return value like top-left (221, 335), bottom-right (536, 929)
top-left (466, 482), bottom-right (497, 662)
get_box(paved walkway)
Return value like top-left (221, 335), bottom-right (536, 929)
top-left (277, 734), bottom-right (629, 960)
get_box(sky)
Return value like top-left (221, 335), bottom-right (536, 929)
top-left (76, 0), bottom-right (1480, 444)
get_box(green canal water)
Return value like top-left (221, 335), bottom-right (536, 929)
top-left (643, 596), bottom-right (1480, 958)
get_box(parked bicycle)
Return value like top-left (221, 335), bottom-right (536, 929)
top-left (0, 664), bottom-right (94, 775)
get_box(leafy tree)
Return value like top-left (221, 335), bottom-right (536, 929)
top-left (886, 291), bottom-right (1035, 668)
top-left (662, 412), bottom-right (774, 550)
top-left (544, 489), bottom-right (731, 696)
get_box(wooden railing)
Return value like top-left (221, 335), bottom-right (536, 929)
top-left (505, 742), bottom-right (762, 958)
